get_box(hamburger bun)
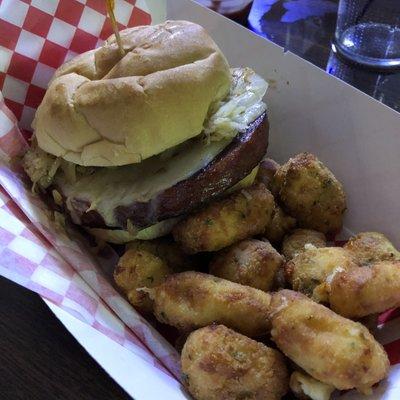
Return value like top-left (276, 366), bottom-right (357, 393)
top-left (33, 21), bottom-right (231, 167)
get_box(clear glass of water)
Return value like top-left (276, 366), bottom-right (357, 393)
top-left (333, 0), bottom-right (400, 69)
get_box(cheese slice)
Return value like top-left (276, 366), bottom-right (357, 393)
top-left (58, 135), bottom-right (232, 227)
top-left (84, 167), bottom-right (259, 244)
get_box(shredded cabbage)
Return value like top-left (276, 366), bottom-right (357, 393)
top-left (22, 145), bottom-right (60, 191)
top-left (204, 67), bottom-right (268, 142)
top-left (23, 145), bottom-right (98, 191)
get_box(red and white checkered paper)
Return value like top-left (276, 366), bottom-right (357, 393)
top-left (0, 0), bottom-right (400, 396)
top-left (0, 0), bottom-right (181, 384)
top-left (0, 0), bottom-right (151, 139)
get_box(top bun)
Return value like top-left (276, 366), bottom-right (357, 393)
top-left (33, 21), bottom-right (231, 167)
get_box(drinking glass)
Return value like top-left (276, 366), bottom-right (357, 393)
top-left (333, 0), bottom-right (400, 69)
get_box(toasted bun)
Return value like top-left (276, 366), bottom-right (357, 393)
top-left (33, 21), bottom-right (231, 167)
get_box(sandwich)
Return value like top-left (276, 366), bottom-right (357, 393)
top-left (22, 20), bottom-right (269, 243)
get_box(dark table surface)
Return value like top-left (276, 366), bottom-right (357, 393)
top-left (0, 276), bottom-right (130, 399)
top-left (2, 2), bottom-right (399, 400)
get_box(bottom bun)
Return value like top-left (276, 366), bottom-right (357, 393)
top-left (86, 217), bottom-right (180, 244)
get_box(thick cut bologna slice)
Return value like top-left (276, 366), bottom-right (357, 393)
top-left (58, 113), bottom-right (269, 231)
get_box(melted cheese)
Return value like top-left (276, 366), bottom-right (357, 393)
top-left (290, 371), bottom-right (335, 400)
top-left (84, 167), bottom-right (259, 243)
top-left (57, 136), bottom-right (232, 227)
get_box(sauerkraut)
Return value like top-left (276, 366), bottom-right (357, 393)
top-left (204, 67), bottom-right (268, 142)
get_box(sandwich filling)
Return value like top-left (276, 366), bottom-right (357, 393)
top-left (23, 68), bottom-right (268, 233)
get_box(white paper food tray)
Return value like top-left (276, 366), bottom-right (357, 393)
top-left (0, 0), bottom-right (399, 399)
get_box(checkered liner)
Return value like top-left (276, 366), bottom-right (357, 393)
top-left (0, 0), bottom-right (151, 139)
top-left (0, 184), bottom-right (172, 374)
top-left (0, 1), bottom-right (400, 397)
top-left (0, 165), bottom-right (180, 379)
top-left (0, 0), bottom-right (181, 383)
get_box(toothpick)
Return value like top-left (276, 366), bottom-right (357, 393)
top-left (106, 0), bottom-right (125, 57)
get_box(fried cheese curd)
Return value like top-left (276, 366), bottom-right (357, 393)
top-left (114, 248), bottom-right (171, 312)
top-left (126, 237), bottom-right (195, 272)
top-left (343, 232), bottom-right (400, 266)
top-left (264, 205), bottom-right (296, 244)
top-left (328, 261), bottom-right (400, 318)
top-left (173, 183), bottom-right (275, 253)
top-left (284, 247), bottom-right (358, 302)
top-left (181, 325), bottom-right (288, 400)
top-left (149, 271), bottom-right (271, 337)
top-left (289, 371), bottom-right (334, 400)
top-left (209, 239), bottom-right (284, 292)
top-left (282, 229), bottom-right (327, 261)
top-left (269, 290), bottom-right (389, 394)
top-left (270, 153), bottom-right (346, 235)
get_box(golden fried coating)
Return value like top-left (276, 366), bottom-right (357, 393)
top-left (328, 261), bottom-right (400, 318)
top-left (173, 183), bottom-right (275, 254)
top-left (284, 247), bottom-right (358, 301)
top-left (114, 249), bottom-right (171, 312)
top-left (256, 158), bottom-right (281, 189)
top-left (126, 237), bottom-right (194, 272)
top-left (270, 161), bottom-right (289, 197)
top-left (264, 206), bottom-right (296, 244)
top-left (282, 229), bottom-right (327, 261)
top-left (150, 271), bottom-right (271, 336)
top-left (270, 153), bottom-right (346, 234)
top-left (269, 290), bottom-right (389, 394)
top-left (181, 325), bottom-right (288, 400)
top-left (209, 239), bottom-right (284, 292)
top-left (343, 232), bottom-right (400, 266)
top-left (289, 371), bottom-right (334, 400)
